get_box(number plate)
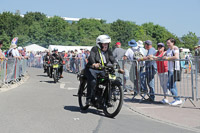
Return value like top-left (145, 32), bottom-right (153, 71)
top-left (109, 74), bottom-right (116, 80)
top-left (53, 64), bottom-right (59, 68)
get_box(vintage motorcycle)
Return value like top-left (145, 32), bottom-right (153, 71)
top-left (52, 60), bottom-right (60, 83)
top-left (45, 61), bottom-right (51, 77)
top-left (77, 64), bottom-right (124, 118)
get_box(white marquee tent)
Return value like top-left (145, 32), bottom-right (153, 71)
top-left (25, 44), bottom-right (47, 52)
top-left (48, 45), bottom-right (93, 53)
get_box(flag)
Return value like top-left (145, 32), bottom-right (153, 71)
top-left (11, 37), bottom-right (18, 45)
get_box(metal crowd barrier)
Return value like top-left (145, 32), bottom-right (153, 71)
top-left (119, 57), bottom-right (200, 107)
top-left (0, 58), bottom-right (27, 86)
top-left (63, 57), bottom-right (87, 73)
top-left (28, 57), bottom-right (87, 74)
top-left (192, 56), bottom-right (200, 101)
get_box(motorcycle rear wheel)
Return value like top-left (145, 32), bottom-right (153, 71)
top-left (78, 80), bottom-right (89, 110)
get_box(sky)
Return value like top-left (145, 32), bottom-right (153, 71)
top-left (1, 0), bottom-right (200, 37)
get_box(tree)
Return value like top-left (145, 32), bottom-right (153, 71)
top-left (0, 11), bottom-right (195, 51)
top-left (0, 31), bottom-right (11, 50)
top-left (110, 19), bottom-right (137, 48)
top-left (181, 32), bottom-right (199, 50)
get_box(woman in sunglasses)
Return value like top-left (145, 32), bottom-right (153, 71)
top-left (154, 43), bottom-right (169, 104)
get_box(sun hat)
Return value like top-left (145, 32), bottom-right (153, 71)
top-left (128, 39), bottom-right (138, 47)
top-left (10, 44), bottom-right (17, 49)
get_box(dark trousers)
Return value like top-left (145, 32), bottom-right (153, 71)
top-left (85, 68), bottom-right (105, 98)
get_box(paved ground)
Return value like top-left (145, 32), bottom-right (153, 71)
top-left (0, 67), bottom-right (199, 133)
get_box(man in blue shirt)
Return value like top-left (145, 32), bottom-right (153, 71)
top-left (138, 40), bottom-right (157, 102)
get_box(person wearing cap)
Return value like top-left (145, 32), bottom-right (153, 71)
top-left (162, 38), bottom-right (182, 106)
top-left (18, 47), bottom-right (23, 57)
top-left (112, 42), bottom-right (126, 61)
top-left (138, 40), bottom-right (157, 102)
top-left (154, 43), bottom-right (169, 104)
top-left (137, 40), bottom-right (144, 48)
top-left (8, 44), bottom-right (21, 59)
top-left (123, 39), bottom-right (146, 94)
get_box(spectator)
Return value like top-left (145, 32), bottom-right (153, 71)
top-left (29, 51), bottom-right (34, 67)
top-left (137, 40), bottom-right (144, 48)
top-left (112, 42), bottom-right (126, 61)
top-left (70, 50), bottom-right (76, 73)
top-left (66, 50), bottom-right (71, 71)
top-left (154, 43), bottom-right (169, 104)
top-left (194, 46), bottom-right (199, 56)
top-left (18, 47), bottom-right (23, 57)
top-left (0, 40), bottom-right (7, 60)
top-left (179, 48), bottom-right (186, 69)
top-left (162, 38), bottom-right (182, 106)
top-left (196, 45), bottom-right (200, 73)
top-left (139, 40), bottom-right (157, 102)
top-left (80, 49), bottom-right (86, 69)
top-left (123, 39), bottom-right (146, 94)
top-left (74, 49), bottom-right (80, 73)
top-left (8, 44), bottom-right (21, 59)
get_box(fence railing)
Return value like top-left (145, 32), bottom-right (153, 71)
top-left (119, 56), bottom-right (200, 107)
top-left (192, 56), bottom-right (200, 101)
top-left (28, 57), bottom-right (87, 73)
top-left (0, 58), bottom-right (27, 87)
top-left (27, 55), bottom-right (200, 105)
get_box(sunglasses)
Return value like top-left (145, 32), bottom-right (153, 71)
top-left (157, 45), bottom-right (163, 48)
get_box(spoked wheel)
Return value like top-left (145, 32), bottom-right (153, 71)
top-left (53, 69), bottom-right (57, 83)
top-left (103, 85), bottom-right (124, 118)
top-left (47, 67), bottom-right (50, 76)
top-left (78, 80), bottom-right (89, 110)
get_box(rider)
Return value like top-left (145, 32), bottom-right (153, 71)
top-left (85, 35), bottom-right (124, 105)
top-left (43, 50), bottom-right (52, 73)
top-left (51, 48), bottom-right (64, 78)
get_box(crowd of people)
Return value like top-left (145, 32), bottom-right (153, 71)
top-left (27, 49), bottom-right (91, 74)
top-left (0, 41), bottom-right (29, 60)
top-left (1, 36), bottom-right (200, 106)
top-left (112, 38), bottom-right (200, 106)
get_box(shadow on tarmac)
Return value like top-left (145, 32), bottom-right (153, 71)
top-left (37, 74), bottom-right (48, 77)
top-left (64, 105), bottom-right (105, 117)
top-left (39, 80), bottom-right (57, 84)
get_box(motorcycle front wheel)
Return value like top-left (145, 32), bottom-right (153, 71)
top-left (47, 67), bottom-right (50, 76)
top-left (53, 69), bottom-right (58, 83)
top-left (103, 85), bottom-right (124, 118)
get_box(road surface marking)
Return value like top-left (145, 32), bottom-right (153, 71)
top-left (60, 83), bottom-right (65, 89)
top-left (137, 106), bottom-right (164, 109)
top-left (73, 118), bottom-right (80, 121)
top-left (67, 87), bottom-right (78, 90)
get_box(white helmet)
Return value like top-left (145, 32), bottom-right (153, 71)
top-left (96, 35), bottom-right (111, 49)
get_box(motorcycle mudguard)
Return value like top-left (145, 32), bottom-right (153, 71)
top-left (111, 79), bottom-right (122, 86)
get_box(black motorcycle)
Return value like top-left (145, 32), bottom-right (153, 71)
top-left (77, 64), bottom-right (124, 118)
top-left (52, 60), bottom-right (60, 83)
top-left (45, 61), bottom-right (51, 77)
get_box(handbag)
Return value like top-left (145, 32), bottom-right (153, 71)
top-left (173, 69), bottom-right (181, 82)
